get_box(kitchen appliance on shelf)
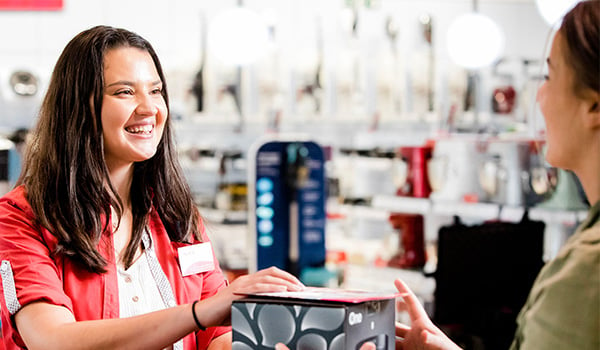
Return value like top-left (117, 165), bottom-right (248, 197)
top-left (376, 15), bottom-right (404, 120)
top-left (387, 213), bottom-right (426, 269)
top-left (477, 138), bottom-right (543, 207)
top-left (214, 150), bottom-right (247, 212)
top-left (396, 145), bottom-right (433, 198)
top-left (335, 148), bottom-right (401, 204)
top-left (0, 68), bottom-right (45, 131)
top-left (427, 136), bottom-right (485, 202)
top-left (536, 168), bottom-right (589, 211)
top-left (490, 58), bottom-right (517, 116)
top-left (179, 146), bottom-right (247, 209)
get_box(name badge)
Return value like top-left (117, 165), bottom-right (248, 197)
top-left (178, 242), bottom-right (215, 277)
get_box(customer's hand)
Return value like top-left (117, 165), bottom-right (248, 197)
top-left (197, 267), bottom-right (304, 327)
top-left (394, 278), bottom-right (462, 350)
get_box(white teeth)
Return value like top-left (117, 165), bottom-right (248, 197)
top-left (125, 125), bottom-right (153, 134)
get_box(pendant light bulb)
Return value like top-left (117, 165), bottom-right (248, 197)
top-left (208, 7), bottom-right (269, 66)
top-left (535, 0), bottom-right (579, 28)
top-left (446, 12), bottom-right (505, 70)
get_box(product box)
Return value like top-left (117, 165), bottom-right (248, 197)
top-left (232, 288), bottom-right (398, 350)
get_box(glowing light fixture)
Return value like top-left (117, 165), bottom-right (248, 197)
top-left (446, 12), bottom-right (505, 69)
top-left (535, 0), bottom-right (579, 27)
top-left (208, 7), bottom-right (269, 66)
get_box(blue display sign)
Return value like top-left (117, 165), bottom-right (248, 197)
top-left (251, 140), bottom-right (326, 277)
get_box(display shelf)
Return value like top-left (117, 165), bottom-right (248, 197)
top-left (528, 207), bottom-right (589, 226)
top-left (431, 201), bottom-right (501, 220)
top-left (497, 205), bottom-right (588, 225)
top-left (499, 206), bottom-right (526, 222)
top-left (371, 195), bottom-right (431, 214)
top-left (329, 203), bottom-right (392, 220)
top-left (198, 206), bottom-right (248, 224)
top-left (371, 195), bottom-right (500, 220)
top-left (368, 194), bottom-right (589, 225)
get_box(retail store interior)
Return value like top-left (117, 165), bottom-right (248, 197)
top-left (0, 1), bottom-right (591, 349)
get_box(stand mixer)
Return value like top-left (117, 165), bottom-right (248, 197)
top-left (427, 137), bottom-right (484, 202)
top-left (478, 138), bottom-right (539, 207)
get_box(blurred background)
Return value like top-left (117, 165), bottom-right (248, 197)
top-left (0, 1), bottom-right (589, 348)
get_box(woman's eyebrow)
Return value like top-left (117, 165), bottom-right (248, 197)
top-left (105, 80), bottom-right (162, 88)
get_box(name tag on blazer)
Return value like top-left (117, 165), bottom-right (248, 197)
top-left (178, 242), bottom-right (215, 277)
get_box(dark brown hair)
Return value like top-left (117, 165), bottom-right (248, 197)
top-left (19, 25), bottom-right (201, 273)
top-left (560, 0), bottom-right (600, 97)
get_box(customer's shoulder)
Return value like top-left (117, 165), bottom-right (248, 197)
top-left (577, 223), bottom-right (600, 245)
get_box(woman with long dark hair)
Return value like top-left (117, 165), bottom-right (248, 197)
top-left (0, 25), bottom-right (303, 349)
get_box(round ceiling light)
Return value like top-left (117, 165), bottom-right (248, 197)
top-left (446, 12), bottom-right (505, 70)
top-left (208, 7), bottom-right (269, 66)
top-left (535, 0), bottom-right (579, 27)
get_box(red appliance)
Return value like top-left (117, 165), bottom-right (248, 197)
top-left (492, 86), bottom-right (517, 114)
top-left (396, 145), bottom-right (433, 198)
top-left (388, 213), bottom-right (426, 269)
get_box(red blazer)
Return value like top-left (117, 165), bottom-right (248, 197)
top-left (0, 186), bottom-right (230, 349)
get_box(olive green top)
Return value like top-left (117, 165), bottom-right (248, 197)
top-left (510, 200), bottom-right (600, 350)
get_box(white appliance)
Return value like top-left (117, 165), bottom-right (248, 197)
top-left (428, 136), bottom-right (485, 202)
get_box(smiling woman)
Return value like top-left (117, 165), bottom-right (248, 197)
top-left (101, 47), bottom-right (168, 168)
top-left (0, 25), bottom-right (305, 350)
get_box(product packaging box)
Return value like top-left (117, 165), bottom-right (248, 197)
top-left (232, 287), bottom-right (398, 350)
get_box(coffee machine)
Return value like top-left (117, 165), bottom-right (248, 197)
top-left (396, 145), bottom-right (433, 198)
top-left (388, 213), bottom-right (426, 269)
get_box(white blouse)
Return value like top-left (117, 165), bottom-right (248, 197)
top-left (116, 249), bottom-right (175, 350)
top-left (116, 252), bottom-right (168, 318)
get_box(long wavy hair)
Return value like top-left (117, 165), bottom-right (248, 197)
top-left (18, 25), bottom-right (202, 273)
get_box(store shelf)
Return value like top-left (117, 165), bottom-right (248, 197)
top-left (529, 207), bottom-right (589, 225)
top-left (371, 195), bottom-right (501, 220)
top-left (198, 206), bottom-right (248, 224)
top-left (371, 195), bottom-right (431, 215)
top-left (367, 194), bottom-right (588, 225)
top-left (431, 201), bottom-right (501, 220)
top-left (328, 202), bottom-right (392, 220)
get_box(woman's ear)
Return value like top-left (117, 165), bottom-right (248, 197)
top-left (584, 91), bottom-right (600, 129)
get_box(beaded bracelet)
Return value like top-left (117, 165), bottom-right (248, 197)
top-left (191, 300), bottom-right (206, 331)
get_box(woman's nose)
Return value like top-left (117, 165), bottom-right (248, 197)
top-left (135, 94), bottom-right (158, 115)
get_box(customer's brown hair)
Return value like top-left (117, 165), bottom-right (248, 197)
top-left (19, 25), bottom-right (202, 273)
top-left (560, 0), bottom-right (600, 97)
